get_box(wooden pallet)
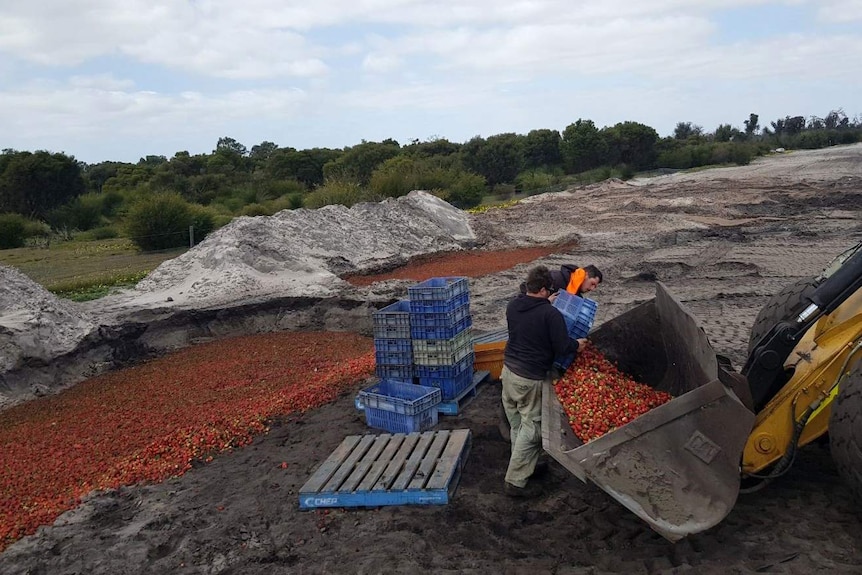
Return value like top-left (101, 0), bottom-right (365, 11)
top-left (299, 429), bottom-right (471, 509)
top-left (437, 370), bottom-right (490, 415)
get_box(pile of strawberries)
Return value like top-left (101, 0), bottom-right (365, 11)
top-left (554, 343), bottom-right (673, 443)
top-left (0, 332), bottom-right (375, 552)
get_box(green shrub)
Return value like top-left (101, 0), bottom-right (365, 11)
top-left (79, 226), bottom-right (119, 240)
top-left (0, 213), bottom-right (28, 249)
top-left (516, 169), bottom-right (559, 193)
top-left (189, 204), bottom-right (217, 243)
top-left (618, 164), bottom-right (635, 180)
top-left (213, 214), bottom-right (233, 228)
top-left (126, 193), bottom-right (193, 251)
top-left (493, 183), bottom-right (516, 200)
top-left (445, 172), bottom-right (486, 209)
top-left (241, 203), bottom-right (273, 217)
top-left (304, 179), bottom-right (378, 209)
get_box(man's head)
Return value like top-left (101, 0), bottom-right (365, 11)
top-left (525, 265), bottom-right (554, 297)
top-left (580, 265), bottom-right (603, 294)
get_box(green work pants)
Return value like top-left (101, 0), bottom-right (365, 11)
top-left (501, 365), bottom-right (545, 488)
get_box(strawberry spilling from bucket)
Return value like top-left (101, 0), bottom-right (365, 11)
top-left (554, 343), bottom-right (673, 443)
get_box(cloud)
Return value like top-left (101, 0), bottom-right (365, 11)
top-left (0, 78), bottom-right (310, 153)
top-left (816, 0), bottom-right (862, 23)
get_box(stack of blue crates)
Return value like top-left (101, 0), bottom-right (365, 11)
top-left (372, 299), bottom-right (414, 382)
top-left (408, 277), bottom-right (475, 401)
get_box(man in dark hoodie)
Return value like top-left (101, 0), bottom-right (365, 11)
top-left (502, 265), bottom-right (586, 497)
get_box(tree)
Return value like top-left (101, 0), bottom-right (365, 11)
top-left (249, 141), bottom-right (279, 169)
top-left (673, 122), bottom-right (703, 140)
top-left (216, 137), bottom-right (248, 156)
top-left (601, 121), bottom-right (659, 170)
top-left (523, 129), bottom-right (562, 170)
top-left (561, 119), bottom-right (607, 173)
top-left (402, 137), bottom-right (461, 158)
top-left (824, 109), bottom-right (849, 130)
top-left (714, 124), bottom-right (739, 143)
top-left (784, 115), bottom-right (806, 135)
top-left (459, 133), bottom-right (524, 186)
top-left (322, 140), bottom-right (400, 185)
top-left (744, 114), bottom-right (760, 137)
top-left (0, 151), bottom-right (86, 218)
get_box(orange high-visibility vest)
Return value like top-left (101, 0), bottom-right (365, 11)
top-left (566, 268), bottom-right (586, 295)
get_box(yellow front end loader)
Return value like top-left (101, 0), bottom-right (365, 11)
top-left (540, 240), bottom-right (862, 541)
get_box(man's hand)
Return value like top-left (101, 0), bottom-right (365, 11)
top-left (575, 337), bottom-right (588, 350)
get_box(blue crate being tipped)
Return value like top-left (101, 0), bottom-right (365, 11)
top-left (552, 292), bottom-right (598, 371)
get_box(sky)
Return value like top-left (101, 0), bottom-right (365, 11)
top-left (0, 0), bottom-right (860, 164)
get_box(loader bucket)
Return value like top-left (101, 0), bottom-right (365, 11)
top-left (542, 282), bottom-right (755, 541)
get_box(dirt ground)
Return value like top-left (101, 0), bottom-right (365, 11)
top-left (2, 145), bottom-right (862, 574)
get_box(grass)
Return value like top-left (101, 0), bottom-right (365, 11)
top-left (0, 238), bottom-right (187, 301)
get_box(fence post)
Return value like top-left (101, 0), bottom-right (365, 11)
top-left (189, 225), bottom-right (194, 248)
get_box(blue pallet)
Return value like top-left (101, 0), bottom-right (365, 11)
top-left (414, 353), bottom-right (474, 381)
top-left (299, 429), bottom-right (472, 509)
top-left (408, 277), bottom-right (470, 302)
top-left (436, 371), bottom-right (489, 415)
top-left (408, 291), bottom-right (470, 314)
top-left (410, 315), bottom-right (472, 341)
top-left (376, 364), bottom-right (414, 381)
top-left (419, 362), bottom-right (475, 400)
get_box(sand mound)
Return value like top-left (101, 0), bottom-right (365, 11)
top-left (0, 266), bottom-right (97, 374)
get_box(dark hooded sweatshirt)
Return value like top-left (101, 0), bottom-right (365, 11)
top-left (504, 294), bottom-right (581, 380)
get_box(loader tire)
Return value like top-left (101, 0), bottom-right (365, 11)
top-left (747, 276), bottom-right (820, 355)
top-left (830, 362), bottom-right (862, 503)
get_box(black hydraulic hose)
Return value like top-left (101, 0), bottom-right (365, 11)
top-left (739, 398), bottom-right (815, 494)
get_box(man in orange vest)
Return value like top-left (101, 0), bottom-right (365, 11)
top-left (555, 264), bottom-right (603, 296)
top-left (521, 264), bottom-right (603, 297)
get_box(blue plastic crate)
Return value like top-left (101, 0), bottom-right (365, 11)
top-left (414, 353), bottom-right (474, 381)
top-left (417, 360), bottom-right (475, 400)
top-left (552, 292), bottom-right (598, 339)
top-left (375, 349), bottom-right (413, 366)
top-left (374, 337), bottom-right (412, 354)
top-left (359, 380), bottom-right (442, 434)
top-left (410, 303), bottom-right (471, 329)
top-left (408, 291), bottom-right (470, 314)
top-left (376, 363), bottom-right (414, 381)
top-left (412, 329), bottom-right (472, 358)
top-left (373, 323), bottom-right (411, 340)
top-left (410, 315), bottom-right (472, 340)
top-left (373, 299), bottom-right (411, 324)
top-left (408, 277), bottom-right (470, 302)
top-left (413, 339), bottom-right (472, 366)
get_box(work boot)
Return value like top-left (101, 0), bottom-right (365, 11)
top-left (504, 481), bottom-right (543, 498)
